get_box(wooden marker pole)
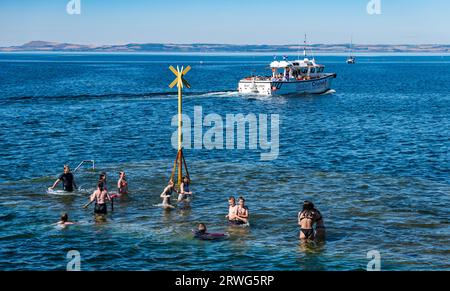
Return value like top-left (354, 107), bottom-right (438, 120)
top-left (169, 65), bottom-right (191, 189)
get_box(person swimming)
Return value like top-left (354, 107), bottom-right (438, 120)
top-left (234, 196), bottom-right (249, 224)
top-left (117, 171), bottom-right (128, 196)
top-left (193, 223), bottom-right (227, 240)
top-left (84, 182), bottom-right (111, 215)
top-left (177, 176), bottom-right (193, 204)
top-left (298, 201), bottom-right (325, 241)
top-left (160, 180), bottom-right (176, 209)
top-left (50, 165), bottom-right (77, 192)
top-left (57, 213), bottom-right (75, 226)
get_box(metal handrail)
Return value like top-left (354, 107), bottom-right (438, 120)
top-left (73, 160), bottom-right (95, 173)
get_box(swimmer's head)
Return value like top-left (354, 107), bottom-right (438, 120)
top-left (303, 201), bottom-right (315, 211)
top-left (168, 179), bottom-right (174, 186)
top-left (61, 213), bottom-right (68, 223)
top-left (228, 196), bottom-right (235, 205)
top-left (100, 172), bottom-right (107, 180)
top-left (119, 171), bottom-right (125, 178)
top-left (63, 165), bottom-right (70, 173)
top-left (97, 182), bottom-right (104, 191)
top-left (198, 223), bottom-right (207, 234)
top-left (238, 196), bottom-right (245, 205)
top-left (183, 176), bottom-right (190, 183)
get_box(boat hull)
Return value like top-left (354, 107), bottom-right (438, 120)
top-left (238, 73), bottom-right (336, 96)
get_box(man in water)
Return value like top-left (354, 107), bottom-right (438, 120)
top-left (160, 180), bottom-right (176, 210)
top-left (226, 196), bottom-right (238, 223)
top-left (235, 196), bottom-right (249, 224)
top-left (84, 182), bottom-right (111, 215)
top-left (193, 223), bottom-right (228, 240)
top-left (50, 165), bottom-right (77, 192)
top-left (298, 200), bottom-right (326, 241)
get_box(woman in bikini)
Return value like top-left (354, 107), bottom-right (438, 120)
top-left (298, 201), bottom-right (325, 241)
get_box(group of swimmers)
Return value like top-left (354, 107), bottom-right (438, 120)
top-left (51, 165), bottom-right (129, 223)
top-left (51, 165), bottom-right (326, 241)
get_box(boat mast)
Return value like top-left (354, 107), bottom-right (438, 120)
top-left (303, 34), bottom-right (307, 58)
top-left (350, 36), bottom-right (353, 57)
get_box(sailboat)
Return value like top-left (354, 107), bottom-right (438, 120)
top-left (346, 37), bottom-right (356, 64)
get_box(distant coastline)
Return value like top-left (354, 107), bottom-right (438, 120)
top-left (1, 41), bottom-right (450, 54)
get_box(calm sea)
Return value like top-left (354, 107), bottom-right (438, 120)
top-left (0, 53), bottom-right (449, 270)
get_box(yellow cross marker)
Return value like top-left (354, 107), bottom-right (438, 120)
top-left (168, 65), bottom-right (191, 188)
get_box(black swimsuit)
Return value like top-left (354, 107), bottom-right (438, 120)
top-left (301, 228), bottom-right (315, 239)
top-left (299, 210), bottom-right (321, 239)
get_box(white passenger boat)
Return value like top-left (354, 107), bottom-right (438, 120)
top-left (238, 38), bottom-right (336, 96)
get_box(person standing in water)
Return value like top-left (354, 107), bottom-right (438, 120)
top-left (177, 176), bottom-right (193, 204)
top-left (298, 201), bottom-right (326, 241)
top-left (84, 182), bottom-right (111, 215)
top-left (117, 171), bottom-right (128, 196)
top-left (50, 165), bottom-right (77, 192)
top-left (235, 197), bottom-right (249, 224)
top-left (226, 196), bottom-right (239, 223)
top-left (160, 180), bottom-right (176, 209)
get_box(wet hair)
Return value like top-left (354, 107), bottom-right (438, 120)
top-left (238, 196), bottom-right (245, 202)
top-left (64, 165), bottom-right (70, 171)
top-left (229, 196), bottom-right (235, 201)
top-left (183, 176), bottom-right (190, 182)
top-left (303, 201), bottom-right (315, 211)
top-left (97, 182), bottom-right (104, 191)
top-left (198, 223), bottom-right (207, 234)
top-left (61, 213), bottom-right (68, 223)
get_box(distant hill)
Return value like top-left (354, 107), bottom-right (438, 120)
top-left (1, 41), bottom-right (450, 53)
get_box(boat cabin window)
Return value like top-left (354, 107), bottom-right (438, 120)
top-left (301, 68), bottom-right (308, 74)
top-left (310, 68), bottom-right (316, 74)
top-left (317, 67), bottom-right (324, 73)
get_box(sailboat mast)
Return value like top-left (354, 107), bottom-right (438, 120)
top-left (303, 34), bottom-right (307, 57)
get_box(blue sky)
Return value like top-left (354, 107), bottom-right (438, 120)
top-left (0, 0), bottom-right (449, 46)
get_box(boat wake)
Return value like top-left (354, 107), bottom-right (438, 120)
top-left (320, 89), bottom-right (336, 95)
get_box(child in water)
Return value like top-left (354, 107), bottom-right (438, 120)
top-left (226, 196), bottom-right (239, 224)
top-left (117, 171), bottom-right (128, 196)
top-left (57, 213), bottom-right (75, 226)
top-left (160, 180), bottom-right (176, 209)
top-left (178, 176), bottom-right (193, 203)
